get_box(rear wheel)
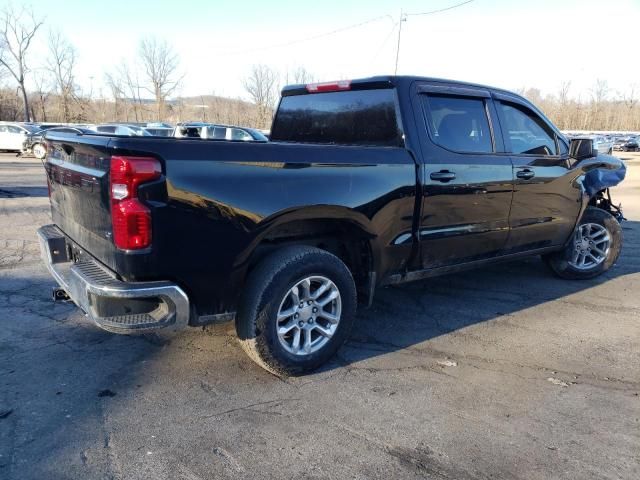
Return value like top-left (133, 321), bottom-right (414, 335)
top-left (544, 207), bottom-right (622, 279)
top-left (32, 143), bottom-right (46, 159)
top-left (236, 246), bottom-right (357, 376)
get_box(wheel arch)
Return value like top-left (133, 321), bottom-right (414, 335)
top-left (235, 206), bottom-right (381, 304)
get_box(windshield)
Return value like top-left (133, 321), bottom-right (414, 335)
top-left (248, 129), bottom-right (268, 141)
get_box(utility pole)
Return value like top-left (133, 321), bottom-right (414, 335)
top-left (394, 9), bottom-right (406, 75)
top-left (394, 1), bottom-right (474, 75)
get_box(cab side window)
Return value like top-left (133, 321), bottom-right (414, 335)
top-left (423, 95), bottom-right (493, 153)
top-left (498, 102), bottom-right (557, 155)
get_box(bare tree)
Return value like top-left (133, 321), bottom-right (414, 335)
top-left (110, 60), bottom-right (146, 121)
top-left (104, 71), bottom-right (125, 121)
top-left (284, 66), bottom-right (315, 85)
top-left (46, 30), bottom-right (77, 122)
top-left (589, 79), bottom-right (609, 129)
top-left (31, 70), bottom-right (50, 121)
top-left (0, 4), bottom-right (43, 121)
top-left (138, 37), bottom-right (182, 121)
top-left (555, 81), bottom-right (571, 130)
top-left (243, 64), bottom-right (279, 128)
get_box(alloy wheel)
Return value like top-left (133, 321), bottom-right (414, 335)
top-left (276, 276), bottom-right (342, 356)
top-left (568, 223), bottom-right (610, 270)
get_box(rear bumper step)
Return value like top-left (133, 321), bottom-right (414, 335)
top-left (37, 224), bottom-right (190, 333)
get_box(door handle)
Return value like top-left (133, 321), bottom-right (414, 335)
top-left (516, 169), bottom-right (535, 180)
top-left (430, 170), bottom-right (456, 182)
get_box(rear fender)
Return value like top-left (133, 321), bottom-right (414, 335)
top-left (232, 205), bottom-right (381, 286)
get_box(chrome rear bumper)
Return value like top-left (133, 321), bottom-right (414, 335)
top-left (37, 224), bottom-right (190, 333)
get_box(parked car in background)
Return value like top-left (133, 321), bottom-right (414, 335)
top-left (613, 137), bottom-right (628, 151)
top-left (22, 126), bottom-right (95, 159)
top-left (592, 135), bottom-right (614, 155)
top-left (174, 122), bottom-right (268, 142)
top-left (142, 122), bottom-right (174, 136)
top-left (0, 123), bottom-right (46, 152)
top-left (619, 136), bottom-right (639, 152)
top-left (90, 124), bottom-right (153, 136)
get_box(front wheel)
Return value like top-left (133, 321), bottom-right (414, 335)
top-left (544, 207), bottom-right (622, 280)
top-left (32, 143), bottom-right (46, 159)
top-left (236, 246), bottom-right (357, 376)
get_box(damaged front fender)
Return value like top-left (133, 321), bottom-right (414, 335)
top-left (579, 154), bottom-right (626, 197)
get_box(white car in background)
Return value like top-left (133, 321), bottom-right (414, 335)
top-left (0, 123), bottom-right (42, 152)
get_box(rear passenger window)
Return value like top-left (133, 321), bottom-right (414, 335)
top-left (498, 102), bottom-right (557, 155)
top-left (423, 95), bottom-right (493, 153)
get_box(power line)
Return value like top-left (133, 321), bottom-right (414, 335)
top-left (395, 0), bottom-right (475, 74)
top-left (407, 0), bottom-right (475, 17)
top-left (223, 14), bottom-right (394, 56)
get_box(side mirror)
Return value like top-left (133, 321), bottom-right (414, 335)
top-left (569, 138), bottom-right (597, 161)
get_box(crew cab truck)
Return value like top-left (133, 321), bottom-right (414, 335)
top-left (38, 76), bottom-right (625, 376)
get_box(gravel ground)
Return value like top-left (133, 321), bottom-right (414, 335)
top-left (1, 151), bottom-right (639, 480)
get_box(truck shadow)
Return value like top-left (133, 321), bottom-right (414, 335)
top-left (331, 219), bottom-right (640, 370)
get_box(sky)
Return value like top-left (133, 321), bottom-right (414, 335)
top-left (20, 0), bottom-right (640, 102)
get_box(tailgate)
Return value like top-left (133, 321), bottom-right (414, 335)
top-left (45, 133), bottom-right (116, 266)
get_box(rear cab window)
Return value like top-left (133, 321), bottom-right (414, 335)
top-left (421, 95), bottom-right (494, 153)
top-left (271, 87), bottom-right (403, 146)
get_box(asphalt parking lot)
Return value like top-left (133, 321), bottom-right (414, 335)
top-left (1, 151), bottom-right (639, 480)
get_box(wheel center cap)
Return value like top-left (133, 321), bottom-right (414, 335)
top-left (580, 239), bottom-right (590, 250)
top-left (298, 305), bottom-right (313, 320)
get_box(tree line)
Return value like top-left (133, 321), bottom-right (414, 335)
top-left (0, 4), bottom-right (638, 132)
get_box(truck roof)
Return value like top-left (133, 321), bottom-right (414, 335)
top-left (281, 75), bottom-right (525, 101)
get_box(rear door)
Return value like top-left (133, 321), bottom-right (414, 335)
top-left (493, 94), bottom-right (581, 251)
top-left (7, 125), bottom-right (27, 150)
top-left (414, 83), bottom-right (514, 268)
top-left (0, 125), bottom-right (9, 149)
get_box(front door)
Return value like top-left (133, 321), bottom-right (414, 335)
top-left (414, 84), bottom-right (514, 268)
top-left (493, 95), bottom-right (582, 252)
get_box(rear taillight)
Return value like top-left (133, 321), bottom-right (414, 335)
top-left (305, 80), bottom-right (351, 93)
top-left (110, 156), bottom-right (161, 250)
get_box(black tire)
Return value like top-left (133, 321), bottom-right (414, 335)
top-left (236, 246), bottom-right (357, 376)
top-left (544, 207), bottom-right (622, 280)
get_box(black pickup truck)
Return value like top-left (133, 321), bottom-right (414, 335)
top-left (38, 76), bottom-right (626, 375)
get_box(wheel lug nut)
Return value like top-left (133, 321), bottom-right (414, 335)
top-left (299, 302), bottom-right (304, 308)
top-left (308, 318), bottom-right (313, 324)
top-left (312, 307), bottom-right (318, 313)
top-left (294, 313), bottom-right (299, 319)
top-left (307, 300), bottom-right (312, 305)
top-left (298, 321), bottom-right (304, 327)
